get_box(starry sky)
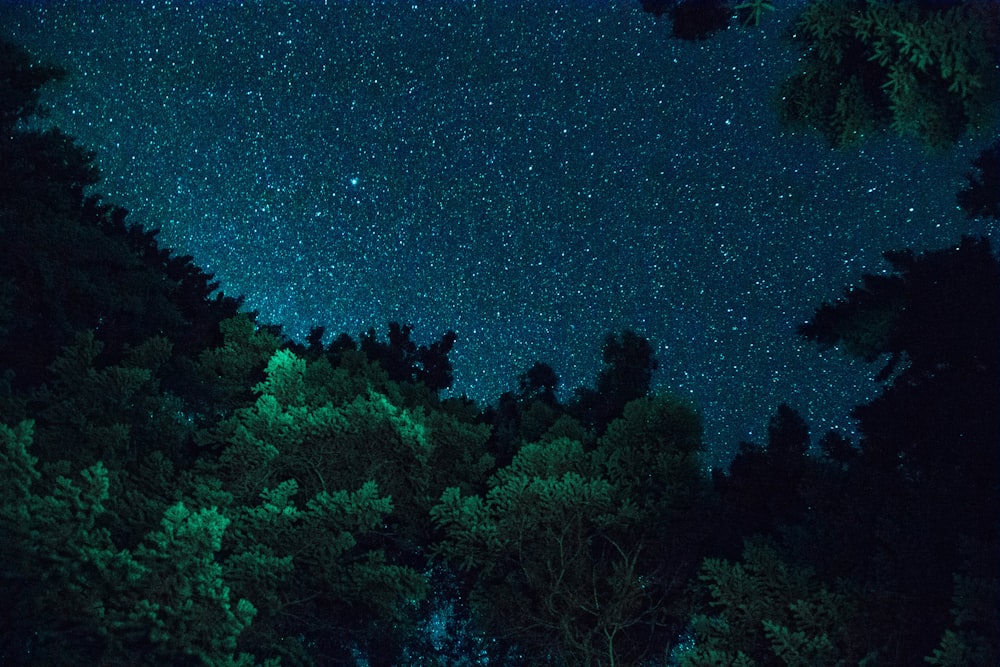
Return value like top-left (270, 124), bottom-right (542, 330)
top-left (3, 0), bottom-right (998, 465)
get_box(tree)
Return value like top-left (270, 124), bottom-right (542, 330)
top-left (432, 395), bottom-right (707, 666)
top-left (360, 322), bottom-right (458, 393)
top-left (791, 236), bottom-right (1000, 662)
top-left (799, 236), bottom-right (999, 508)
top-left (517, 361), bottom-right (559, 406)
top-left (0, 422), bottom-right (262, 665)
top-left (571, 330), bottom-right (659, 433)
top-left (712, 404), bottom-right (814, 545)
top-left (677, 538), bottom-right (877, 666)
top-left (957, 138), bottom-right (1000, 219)
top-left (0, 38), bottom-right (241, 392)
top-left (777, 0), bottom-right (1000, 149)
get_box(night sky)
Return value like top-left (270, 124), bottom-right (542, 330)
top-left (3, 0), bottom-right (998, 465)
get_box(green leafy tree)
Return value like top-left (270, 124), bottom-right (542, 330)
top-left (778, 0), bottom-right (1000, 149)
top-left (219, 477), bottom-right (425, 665)
top-left (187, 314), bottom-right (284, 423)
top-left (0, 34), bottom-right (493, 666)
top-left (0, 421), bottom-right (263, 665)
top-left (678, 539), bottom-right (877, 666)
top-left (920, 537), bottom-right (998, 667)
top-left (432, 395), bottom-right (707, 666)
top-left (201, 347), bottom-right (493, 541)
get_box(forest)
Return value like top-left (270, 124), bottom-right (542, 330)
top-left (1, 7), bottom-right (998, 665)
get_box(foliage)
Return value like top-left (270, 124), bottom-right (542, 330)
top-left (570, 329), bottom-right (660, 434)
top-left (203, 346), bottom-right (493, 543)
top-left (671, 0), bottom-right (732, 41)
top-left (0, 421), bottom-right (260, 665)
top-left (188, 314), bottom-right (284, 422)
top-left (0, 39), bottom-right (240, 394)
top-left (221, 477), bottom-right (427, 665)
top-left (593, 395), bottom-right (704, 523)
top-left (0, 38), bottom-right (66, 130)
top-left (360, 322), bottom-right (458, 393)
top-left (677, 539), bottom-right (876, 666)
top-left (799, 237), bottom-right (999, 507)
top-left (735, 0), bottom-right (775, 28)
top-left (432, 396), bottom-right (706, 666)
top-left (779, 0), bottom-right (1000, 149)
top-left (710, 404), bottom-right (814, 545)
top-left (789, 236), bottom-right (1000, 662)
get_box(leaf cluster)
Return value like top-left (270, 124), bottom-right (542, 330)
top-left (432, 395), bottom-right (708, 666)
top-left (778, 0), bottom-right (1000, 149)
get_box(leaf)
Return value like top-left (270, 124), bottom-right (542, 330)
top-left (762, 619), bottom-right (837, 667)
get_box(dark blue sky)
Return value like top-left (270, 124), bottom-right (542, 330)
top-left (4, 0), bottom-right (997, 465)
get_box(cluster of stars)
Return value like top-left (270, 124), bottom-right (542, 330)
top-left (3, 1), bottom-right (996, 464)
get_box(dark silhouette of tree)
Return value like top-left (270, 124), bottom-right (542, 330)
top-left (517, 361), bottom-right (559, 405)
top-left (670, 0), bottom-right (732, 40)
top-left (957, 138), bottom-right (1000, 219)
top-left (817, 428), bottom-right (855, 466)
top-left (570, 330), bottom-right (659, 434)
top-left (359, 322), bottom-right (457, 393)
top-left (800, 236), bottom-right (999, 498)
top-left (0, 39), bottom-right (66, 132)
top-left (305, 325), bottom-right (326, 355)
top-left (766, 402), bottom-right (809, 463)
top-left (786, 236), bottom-right (1000, 662)
top-left (637, 0), bottom-right (732, 40)
top-left (0, 39), bottom-right (242, 392)
top-left (478, 363), bottom-right (562, 469)
top-left (639, 0), bottom-right (675, 18)
top-left (712, 403), bottom-right (812, 546)
top-left (420, 329), bottom-right (458, 392)
top-left (479, 391), bottom-right (522, 469)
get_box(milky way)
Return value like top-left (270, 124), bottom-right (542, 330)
top-left (4, 0), bottom-right (997, 465)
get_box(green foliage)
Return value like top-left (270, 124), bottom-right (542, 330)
top-left (594, 395), bottom-right (704, 522)
top-left (33, 330), bottom-right (157, 466)
top-left (433, 464), bottom-right (645, 665)
top-left (678, 539), bottom-right (876, 666)
top-left (0, 419), bottom-right (38, 499)
top-left (4, 31), bottom-right (996, 667)
top-left (735, 0), bottom-right (775, 27)
top-left (132, 503), bottom-right (258, 666)
top-left (191, 315), bottom-right (283, 417)
top-left (220, 476), bottom-right (426, 663)
top-left (761, 619), bottom-right (836, 666)
top-left (205, 346), bottom-right (491, 548)
top-left (432, 397), bottom-right (708, 666)
top-left (780, 0), bottom-right (1000, 149)
top-left (0, 422), bottom-right (260, 664)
